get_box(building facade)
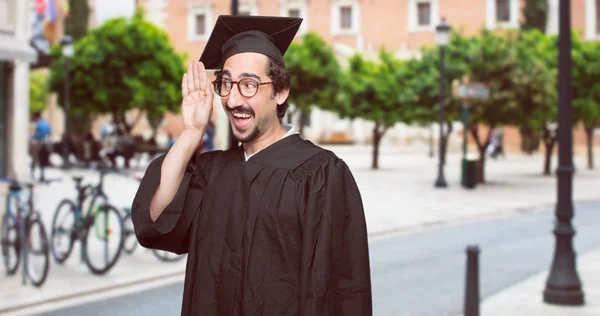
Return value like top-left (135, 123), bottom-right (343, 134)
top-left (137, 0), bottom-right (599, 151)
top-left (0, 0), bottom-right (37, 179)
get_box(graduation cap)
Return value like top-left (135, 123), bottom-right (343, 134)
top-left (199, 15), bottom-right (303, 70)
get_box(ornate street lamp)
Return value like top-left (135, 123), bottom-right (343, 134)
top-left (60, 35), bottom-right (74, 169)
top-left (434, 18), bottom-right (450, 188)
top-left (543, 0), bottom-right (585, 306)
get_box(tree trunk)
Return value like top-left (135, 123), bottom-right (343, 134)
top-left (542, 127), bottom-right (557, 175)
top-left (371, 122), bottom-right (388, 170)
top-left (469, 124), bottom-right (495, 184)
top-left (585, 126), bottom-right (594, 169)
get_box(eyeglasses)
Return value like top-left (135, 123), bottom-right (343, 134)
top-left (212, 77), bottom-right (274, 98)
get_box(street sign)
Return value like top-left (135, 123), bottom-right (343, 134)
top-left (457, 83), bottom-right (490, 100)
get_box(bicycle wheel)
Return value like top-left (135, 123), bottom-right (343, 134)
top-left (1, 213), bottom-right (20, 275)
top-left (50, 199), bottom-right (77, 264)
top-left (25, 217), bottom-right (50, 287)
top-left (83, 204), bottom-right (124, 275)
top-left (152, 249), bottom-right (185, 262)
top-left (121, 212), bottom-right (138, 255)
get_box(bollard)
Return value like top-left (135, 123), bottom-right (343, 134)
top-left (464, 245), bottom-right (480, 316)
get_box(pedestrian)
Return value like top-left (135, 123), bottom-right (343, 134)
top-left (29, 111), bottom-right (52, 181)
top-left (131, 15), bottom-right (372, 316)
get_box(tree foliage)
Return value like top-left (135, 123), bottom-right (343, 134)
top-left (513, 29), bottom-right (558, 155)
top-left (432, 30), bottom-right (520, 182)
top-left (572, 34), bottom-right (600, 169)
top-left (49, 8), bottom-right (186, 134)
top-left (29, 70), bottom-right (50, 115)
top-left (283, 32), bottom-right (342, 133)
top-left (334, 50), bottom-right (419, 169)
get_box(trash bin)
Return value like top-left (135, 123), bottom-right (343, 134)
top-left (462, 158), bottom-right (478, 189)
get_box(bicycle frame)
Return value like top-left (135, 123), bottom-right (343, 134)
top-left (4, 184), bottom-right (34, 285)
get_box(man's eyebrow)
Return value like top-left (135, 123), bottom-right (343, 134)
top-left (221, 70), bottom-right (262, 81)
top-left (239, 72), bottom-right (262, 81)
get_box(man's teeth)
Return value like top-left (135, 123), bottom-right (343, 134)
top-left (233, 112), bottom-right (252, 119)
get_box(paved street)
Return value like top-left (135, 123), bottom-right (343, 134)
top-left (1, 147), bottom-right (599, 315)
top-left (33, 202), bottom-right (600, 316)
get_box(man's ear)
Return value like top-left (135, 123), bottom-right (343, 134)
top-left (275, 88), bottom-right (290, 105)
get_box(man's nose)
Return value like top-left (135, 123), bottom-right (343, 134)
top-left (227, 84), bottom-right (244, 108)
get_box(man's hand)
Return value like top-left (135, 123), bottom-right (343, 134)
top-left (181, 60), bottom-right (214, 134)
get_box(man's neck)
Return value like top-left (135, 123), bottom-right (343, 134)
top-left (242, 123), bottom-right (287, 157)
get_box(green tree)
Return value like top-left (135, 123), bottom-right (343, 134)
top-left (521, 0), bottom-right (548, 32)
top-left (49, 8), bottom-right (186, 136)
top-left (513, 29), bottom-right (558, 175)
top-left (335, 51), bottom-right (418, 169)
top-left (64, 0), bottom-right (90, 41)
top-left (284, 32), bottom-right (342, 136)
top-left (573, 35), bottom-right (600, 169)
top-left (413, 32), bottom-right (474, 169)
top-left (460, 30), bottom-right (520, 183)
top-left (29, 69), bottom-right (50, 115)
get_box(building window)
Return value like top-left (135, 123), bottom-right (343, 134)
top-left (496, 0), bottom-right (510, 22)
top-left (195, 14), bottom-right (206, 36)
top-left (417, 2), bottom-right (431, 26)
top-left (340, 6), bottom-right (352, 30)
top-left (408, 0), bottom-right (438, 32)
top-left (486, 0), bottom-right (518, 29)
top-left (288, 8), bottom-right (301, 18)
top-left (331, 0), bottom-right (360, 35)
top-left (238, 0), bottom-right (259, 16)
top-left (281, 1), bottom-right (308, 34)
top-left (187, 3), bottom-right (212, 42)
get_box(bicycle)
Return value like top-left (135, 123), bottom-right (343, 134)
top-left (1, 177), bottom-right (57, 287)
top-left (50, 167), bottom-right (125, 275)
top-left (120, 175), bottom-right (185, 263)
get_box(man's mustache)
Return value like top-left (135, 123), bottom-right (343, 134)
top-left (225, 104), bottom-right (255, 116)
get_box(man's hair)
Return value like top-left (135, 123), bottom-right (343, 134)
top-left (215, 55), bottom-right (291, 118)
top-left (266, 57), bottom-right (291, 118)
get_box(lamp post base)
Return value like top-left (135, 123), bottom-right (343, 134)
top-left (544, 288), bottom-right (584, 306)
top-left (543, 223), bottom-right (585, 306)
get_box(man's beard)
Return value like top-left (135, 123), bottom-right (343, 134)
top-left (234, 124), bottom-right (260, 143)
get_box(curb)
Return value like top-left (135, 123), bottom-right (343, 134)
top-left (367, 199), bottom-right (600, 240)
top-left (0, 270), bottom-right (185, 314)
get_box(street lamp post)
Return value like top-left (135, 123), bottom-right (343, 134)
top-left (543, 0), bottom-right (585, 305)
top-left (227, 0), bottom-right (239, 149)
top-left (434, 18), bottom-right (450, 188)
top-left (60, 35), bottom-right (74, 169)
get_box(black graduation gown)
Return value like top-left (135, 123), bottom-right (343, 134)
top-left (131, 134), bottom-right (372, 316)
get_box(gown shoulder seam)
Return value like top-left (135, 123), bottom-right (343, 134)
top-left (291, 150), bottom-right (337, 179)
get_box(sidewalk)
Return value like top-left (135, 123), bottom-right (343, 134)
top-left (327, 144), bottom-right (600, 237)
top-left (1, 145), bottom-right (599, 313)
top-left (477, 248), bottom-right (600, 316)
